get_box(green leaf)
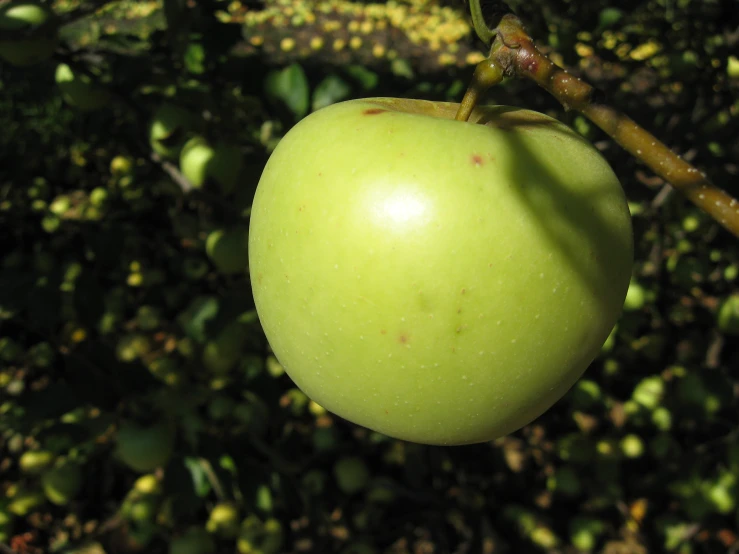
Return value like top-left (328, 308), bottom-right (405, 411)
top-left (598, 7), bottom-right (623, 30)
top-left (184, 41), bottom-right (206, 75)
top-left (265, 64), bottom-right (310, 120)
top-left (312, 75), bottom-right (351, 112)
top-left (345, 65), bottom-right (379, 90)
top-left (183, 457), bottom-right (213, 498)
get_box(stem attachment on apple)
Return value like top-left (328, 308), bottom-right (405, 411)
top-left (455, 57), bottom-right (504, 122)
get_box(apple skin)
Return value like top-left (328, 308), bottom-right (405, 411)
top-left (249, 98), bottom-right (633, 445)
top-left (0, 1), bottom-right (58, 66)
top-left (55, 63), bottom-right (110, 111)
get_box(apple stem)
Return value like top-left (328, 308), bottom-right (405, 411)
top-left (455, 57), bottom-right (504, 122)
top-left (469, 11), bottom-right (739, 238)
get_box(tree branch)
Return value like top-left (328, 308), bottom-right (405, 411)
top-left (459, 9), bottom-right (739, 238)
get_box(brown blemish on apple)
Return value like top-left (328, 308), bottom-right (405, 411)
top-left (471, 155), bottom-right (484, 166)
top-left (257, 273), bottom-right (263, 284)
top-left (457, 308), bottom-right (462, 314)
top-left (461, 288), bottom-right (467, 295)
top-left (398, 333), bottom-right (409, 344)
top-left (380, 329), bottom-right (387, 335)
top-left (363, 108), bottom-right (387, 115)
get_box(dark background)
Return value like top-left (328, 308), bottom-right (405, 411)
top-left (0, 0), bottom-right (738, 552)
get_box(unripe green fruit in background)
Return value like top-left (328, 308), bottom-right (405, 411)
top-left (115, 421), bottom-right (175, 472)
top-left (728, 55), bottom-right (739, 80)
top-left (55, 63), bottom-right (110, 111)
top-left (179, 136), bottom-right (243, 192)
top-left (18, 450), bottom-right (55, 474)
top-left (205, 502), bottom-right (240, 539)
top-left (205, 227), bottom-right (249, 274)
top-left (41, 463), bottom-right (83, 505)
top-left (110, 155), bottom-right (135, 177)
top-left (179, 137), bottom-right (213, 188)
top-left (201, 320), bottom-right (249, 374)
top-left (0, 1), bottom-right (58, 66)
top-left (623, 279), bottom-right (646, 311)
top-left (149, 105), bottom-right (197, 159)
top-left (717, 294), bottom-right (739, 335)
top-left (250, 98), bottom-right (633, 445)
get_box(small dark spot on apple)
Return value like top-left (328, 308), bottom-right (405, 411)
top-left (363, 108), bottom-right (387, 115)
top-left (461, 288), bottom-right (467, 295)
top-left (257, 273), bottom-right (263, 284)
top-left (318, 172), bottom-right (323, 177)
top-left (398, 333), bottom-right (409, 344)
top-left (385, 410), bottom-right (389, 414)
top-left (471, 154), bottom-right (484, 166)
top-left (380, 329), bottom-right (387, 335)
top-left (456, 326), bottom-right (462, 334)
top-left (457, 308), bottom-right (462, 314)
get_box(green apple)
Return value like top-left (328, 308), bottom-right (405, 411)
top-left (249, 98), bottom-right (633, 445)
top-left (115, 420), bottom-right (175, 472)
top-left (201, 320), bottom-right (249, 374)
top-left (179, 136), bottom-right (243, 192)
top-left (149, 104), bottom-right (198, 159)
top-left (179, 136), bottom-right (213, 188)
top-left (205, 227), bottom-right (249, 274)
top-left (55, 63), bottom-right (110, 111)
top-left (0, 1), bottom-right (58, 66)
top-left (717, 294), bottom-right (739, 335)
top-left (41, 462), bottom-right (83, 505)
top-left (728, 55), bottom-right (739, 80)
top-left (205, 502), bottom-right (240, 539)
top-left (110, 155), bottom-right (135, 177)
top-left (622, 279), bottom-right (646, 311)
top-left (18, 450), bottom-right (55, 474)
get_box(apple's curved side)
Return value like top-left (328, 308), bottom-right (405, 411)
top-left (249, 99), bottom-right (633, 445)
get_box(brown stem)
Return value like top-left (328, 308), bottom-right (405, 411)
top-left (484, 14), bottom-right (739, 238)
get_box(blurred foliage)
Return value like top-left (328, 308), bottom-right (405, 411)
top-left (1, 0), bottom-right (738, 553)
